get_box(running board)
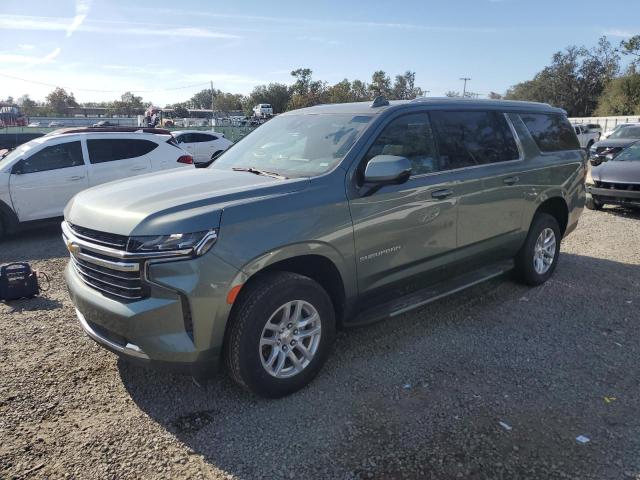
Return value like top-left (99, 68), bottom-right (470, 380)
top-left (349, 259), bottom-right (514, 326)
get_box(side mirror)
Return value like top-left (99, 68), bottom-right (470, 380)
top-left (605, 153), bottom-right (615, 162)
top-left (11, 160), bottom-right (24, 175)
top-left (364, 155), bottom-right (412, 184)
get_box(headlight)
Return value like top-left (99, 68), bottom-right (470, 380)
top-left (128, 230), bottom-right (218, 256)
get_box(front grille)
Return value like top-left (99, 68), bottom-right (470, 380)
top-left (595, 181), bottom-right (640, 192)
top-left (71, 254), bottom-right (145, 300)
top-left (68, 223), bottom-right (128, 249)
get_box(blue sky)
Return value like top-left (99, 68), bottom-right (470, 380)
top-left (0, 0), bottom-right (637, 106)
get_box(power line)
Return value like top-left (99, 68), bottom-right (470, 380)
top-left (459, 77), bottom-right (471, 97)
top-left (0, 72), bottom-right (211, 94)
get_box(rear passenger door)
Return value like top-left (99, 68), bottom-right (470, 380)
top-left (86, 138), bottom-right (155, 186)
top-left (429, 110), bottom-right (525, 252)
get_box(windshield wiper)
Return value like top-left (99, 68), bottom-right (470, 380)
top-left (232, 167), bottom-right (287, 179)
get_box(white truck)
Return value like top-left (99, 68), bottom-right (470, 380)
top-left (252, 104), bottom-right (273, 118)
top-left (573, 124), bottom-right (600, 150)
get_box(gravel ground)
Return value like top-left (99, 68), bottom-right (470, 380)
top-left (1, 207), bottom-right (639, 480)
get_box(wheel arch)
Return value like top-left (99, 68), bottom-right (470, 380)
top-left (0, 199), bottom-right (19, 234)
top-left (533, 196), bottom-right (569, 236)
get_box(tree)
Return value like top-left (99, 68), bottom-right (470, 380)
top-left (214, 92), bottom-right (244, 113)
top-left (247, 83), bottom-right (291, 114)
top-left (351, 79), bottom-right (370, 101)
top-left (288, 68), bottom-right (327, 110)
top-left (595, 70), bottom-right (640, 115)
top-left (190, 88), bottom-right (219, 109)
top-left (391, 71), bottom-right (423, 100)
top-left (369, 70), bottom-right (391, 97)
top-left (46, 87), bottom-right (78, 115)
top-left (167, 102), bottom-right (189, 118)
top-left (621, 35), bottom-right (640, 67)
top-left (445, 91), bottom-right (461, 97)
top-left (488, 91), bottom-right (503, 99)
top-left (326, 79), bottom-right (354, 104)
top-left (111, 91), bottom-right (145, 116)
top-left (17, 94), bottom-right (38, 116)
top-left (505, 37), bottom-right (619, 116)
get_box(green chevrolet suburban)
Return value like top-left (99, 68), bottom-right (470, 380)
top-left (63, 98), bottom-right (585, 397)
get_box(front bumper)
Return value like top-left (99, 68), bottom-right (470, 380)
top-left (587, 185), bottom-right (640, 207)
top-left (64, 242), bottom-right (241, 375)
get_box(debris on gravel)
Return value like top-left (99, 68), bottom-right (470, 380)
top-left (1, 207), bottom-right (639, 479)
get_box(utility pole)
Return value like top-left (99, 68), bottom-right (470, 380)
top-left (210, 80), bottom-right (215, 127)
top-left (460, 77), bottom-right (471, 97)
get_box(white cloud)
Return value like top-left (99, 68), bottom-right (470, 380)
top-left (0, 47), bottom-right (60, 66)
top-left (18, 44), bottom-right (35, 50)
top-left (67, 0), bottom-right (92, 37)
top-left (603, 29), bottom-right (635, 38)
top-left (0, 15), bottom-right (242, 39)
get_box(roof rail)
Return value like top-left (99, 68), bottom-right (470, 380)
top-left (51, 126), bottom-right (172, 136)
top-left (370, 95), bottom-right (389, 108)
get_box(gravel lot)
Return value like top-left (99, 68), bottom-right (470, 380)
top-left (1, 207), bottom-right (639, 480)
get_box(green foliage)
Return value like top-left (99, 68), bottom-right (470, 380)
top-left (190, 88), bottom-right (219, 109)
top-left (45, 87), bottom-right (78, 115)
top-left (17, 95), bottom-right (38, 116)
top-left (505, 37), bottom-right (619, 116)
top-left (595, 71), bottom-right (640, 115)
top-left (392, 71), bottom-right (423, 100)
top-left (621, 35), bottom-right (640, 67)
top-left (369, 70), bottom-right (391, 97)
top-left (111, 91), bottom-right (145, 116)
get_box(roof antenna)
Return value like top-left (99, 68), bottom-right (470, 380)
top-left (370, 95), bottom-right (389, 108)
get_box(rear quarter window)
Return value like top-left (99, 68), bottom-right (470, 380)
top-left (520, 113), bottom-right (580, 152)
top-left (87, 139), bottom-right (158, 163)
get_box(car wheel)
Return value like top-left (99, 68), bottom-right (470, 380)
top-left (224, 271), bottom-right (335, 398)
top-left (586, 197), bottom-right (603, 210)
top-left (514, 213), bottom-right (561, 286)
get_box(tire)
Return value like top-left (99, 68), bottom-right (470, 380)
top-left (514, 213), bottom-right (561, 286)
top-left (224, 271), bottom-right (335, 398)
top-left (585, 196), bottom-right (603, 211)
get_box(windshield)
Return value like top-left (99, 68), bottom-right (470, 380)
top-left (211, 114), bottom-right (373, 178)
top-left (0, 140), bottom-right (40, 170)
top-left (613, 143), bottom-right (640, 162)
top-left (609, 126), bottom-right (640, 139)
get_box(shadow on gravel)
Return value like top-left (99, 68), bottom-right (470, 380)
top-left (0, 223), bottom-right (66, 262)
top-left (1, 296), bottom-right (63, 312)
top-left (601, 206), bottom-right (640, 220)
top-left (119, 253), bottom-right (640, 479)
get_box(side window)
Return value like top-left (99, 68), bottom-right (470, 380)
top-left (20, 141), bottom-right (84, 174)
top-left (362, 113), bottom-right (439, 176)
top-left (193, 133), bottom-right (216, 142)
top-left (87, 139), bottom-right (158, 164)
top-left (520, 113), bottom-right (580, 152)
top-left (430, 111), bottom-right (520, 170)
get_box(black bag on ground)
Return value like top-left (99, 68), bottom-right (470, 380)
top-left (0, 263), bottom-right (40, 301)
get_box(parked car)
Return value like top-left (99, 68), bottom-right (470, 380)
top-left (92, 120), bottom-right (118, 127)
top-left (0, 129), bottom-right (194, 238)
top-left (27, 122), bottom-right (41, 127)
top-left (603, 122), bottom-right (640, 139)
top-left (172, 130), bottom-right (233, 167)
top-left (62, 98), bottom-right (584, 397)
top-left (584, 123), bottom-right (602, 136)
top-left (573, 124), bottom-right (600, 150)
top-left (589, 124), bottom-right (640, 161)
top-left (48, 121), bottom-right (64, 127)
top-left (586, 140), bottom-right (640, 210)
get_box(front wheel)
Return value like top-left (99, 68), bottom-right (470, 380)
top-left (514, 213), bottom-right (561, 286)
top-left (224, 271), bottom-right (335, 398)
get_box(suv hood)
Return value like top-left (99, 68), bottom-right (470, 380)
top-left (592, 138), bottom-right (638, 149)
top-left (592, 161), bottom-right (640, 184)
top-left (64, 168), bottom-right (308, 236)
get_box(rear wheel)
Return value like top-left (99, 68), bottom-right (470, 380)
top-left (586, 196), bottom-right (603, 210)
top-left (224, 271), bottom-right (335, 398)
top-left (514, 213), bottom-right (561, 286)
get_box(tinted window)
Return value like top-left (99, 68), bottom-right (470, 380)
top-left (20, 141), bottom-right (84, 173)
top-left (520, 113), bottom-right (580, 152)
top-left (430, 111), bottom-right (520, 170)
top-left (193, 133), bottom-right (216, 142)
top-left (609, 126), bottom-right (640, 139)
top-left (87, 139), bottom-right (158, 163)
top-left (362, 113), bottom-right (439, 176)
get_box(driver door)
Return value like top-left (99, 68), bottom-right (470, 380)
top-left (348, 112), bottom-right (460, 302)
top-left (9, 140), bottom-right (88, 221)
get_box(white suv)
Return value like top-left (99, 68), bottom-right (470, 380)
top-left (0, 128), bottom-right (194, 239)
top-left (173, 130), bottom-right (233, 166)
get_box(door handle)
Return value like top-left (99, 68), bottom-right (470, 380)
top-left (431, 189), bottom-right (453, 200)
top-left (130, 166), bottom-right (147, 171)
top-left (503, 176), bottom-right (520, 185)
top-left (69, 175), bottom-right (85, 181)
